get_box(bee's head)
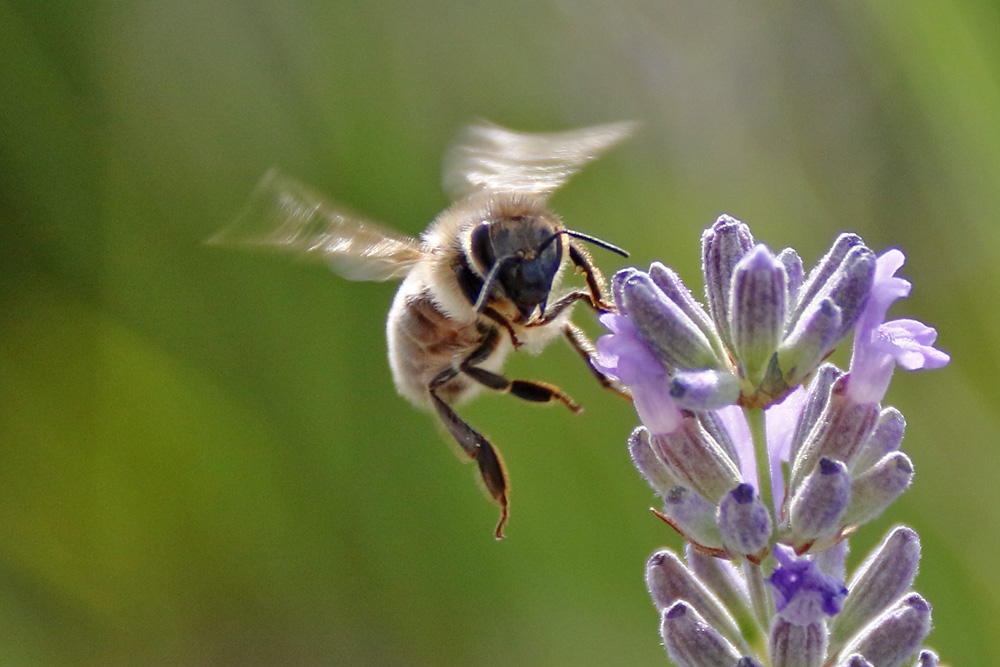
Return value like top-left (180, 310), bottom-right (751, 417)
top-left (470, 211), bottom-right (564, 320)
top-left (464, 196), bottom-right (628, 320)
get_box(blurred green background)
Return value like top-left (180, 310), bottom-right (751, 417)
top-left (2, 0), bottom-right (998, 664)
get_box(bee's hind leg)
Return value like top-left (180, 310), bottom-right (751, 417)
top-left (429, 368), bottom-right (509, 539)
top-left (564, 321), bottom-right (631, 401)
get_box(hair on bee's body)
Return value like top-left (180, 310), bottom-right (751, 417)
top-left (213, 120), bottom-right (634, 538)
top-left (388, 191), bottom-right (576, 407)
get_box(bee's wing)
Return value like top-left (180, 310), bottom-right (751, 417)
top-left (441, 120), bottom-right (636, 201)
top-left (210, 170), bottom-right (427, 282)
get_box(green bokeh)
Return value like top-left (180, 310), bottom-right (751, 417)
top-left (2, 0), bottom-right (998, 664)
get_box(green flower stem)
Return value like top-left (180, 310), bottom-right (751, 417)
top-left (746, 406), bottom-right (774, 527)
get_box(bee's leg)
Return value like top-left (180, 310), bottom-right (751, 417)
top-left (527, 241), bottom-right (616, 328)
top-left (530, 290), bottom-right (590, 327)
top-left (429, 367), bottom-right (510, 539)
top-left (564, 321), bottom-right (632, 401)
top-left (460, 327), bottom-right (583, 414)
top-left (481, 305), bottom-right (521, 348)
top-left (568, 240), bottom-right (615, 312)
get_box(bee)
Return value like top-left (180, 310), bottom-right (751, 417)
top-left (213, 121), bottom-right (633, 538)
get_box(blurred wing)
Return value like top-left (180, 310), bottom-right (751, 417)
top-left (441, 120), bottom-right (636, 200)
top-left (210, 170), bottom-right (426, 281)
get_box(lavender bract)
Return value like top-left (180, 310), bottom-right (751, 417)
top-left (602, 215), bottom-right (949, 666)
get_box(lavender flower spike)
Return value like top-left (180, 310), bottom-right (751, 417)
top-left (846, 249), bottom-right (950, 405)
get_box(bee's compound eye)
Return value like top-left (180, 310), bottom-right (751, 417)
top-left (470, 222), bottom-right (494, 273)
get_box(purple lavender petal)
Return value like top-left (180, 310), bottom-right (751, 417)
top-left (596, 313), bottom-right (683, 435)
top-left (847, 250), bottom-right (949, 404)
top-left (765, 385), bottom-right (808, 512)
top-left (872, 319), bottom-right (951, 371)
top-left (715, 405), bottom-right (756, 488)
top-left (768, 544), bottom-right (848, 626)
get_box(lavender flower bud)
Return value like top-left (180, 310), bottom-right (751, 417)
top-left (730, 245), bottom-right (787, 387)
top-left (841, 452), bottom-right (914, 528)
top-left (837, 594), bottom-right (932, 667)
top-left (820, 244), bottom-right (877, 340)
top-left (702, 215), bottom-right (755, 350)
top-left (693, 410), bottom-right (741, 471)
top-left (786, 364), bottom-right (844, 473)
top-left (650, 418), bottom-right (742, 503)
top-left (610, 265), bottom-right (641, 311)
top-left (839, 655), bottom-right (875, 667)
top-left (914, 649), bottom-right (940, 666)
top-left (670, 369), bottom-right (741, 411)
top-left (769, 619), bottom-right (827, 667)
top-left (853, 407), bottom-right (906, 474)
top-left (791, 380), bottom-right (878, 492)
top-left (661, 486), bottom-right (723, 549)
top-left (649, 261), bottom-right (726, 359)
top-left (628, 426), bottom-right (678, 497)
top-left (777, 298), bottom-right (842, 388)
top-left (737, 657), bottom-right (766, 667)
top-left (685, 544), bottom-right (752, 624)
top-left (718, 484), bottom-right (772, 559)
top-left (646, 550), bottom-right (746, 651)
top-left (788, 458), bottom-right (851, 544)
top-left (777, 247), bottom-right (804, 311)
top-left (660, 602), bottom-right (745, 667)
top-left (789, 233), bottom-right (865, 327)
top-left (830, 526), bottom-right (921, 652)
top-left (621, 272), bottom-right (721, 371)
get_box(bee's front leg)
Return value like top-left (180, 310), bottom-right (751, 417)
top-left (568, 240), bottom-right (615, 312)
top-left (563, 321), bottom-right (631, 401)
top-left (528, 241), bottom-right (616, 328)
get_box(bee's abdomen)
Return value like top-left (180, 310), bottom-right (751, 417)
top-left (386, 275), bottom-right (491, 408)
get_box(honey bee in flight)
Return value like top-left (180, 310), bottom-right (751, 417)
top-left (213, 121), bottom-right (634, 538)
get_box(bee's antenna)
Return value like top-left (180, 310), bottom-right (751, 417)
top-left (537, 229), bottom-right (629, 258)
top-left (474, 257), bottom-right (515, 312)
top-left (565, 229), bottom-right (629, 258)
